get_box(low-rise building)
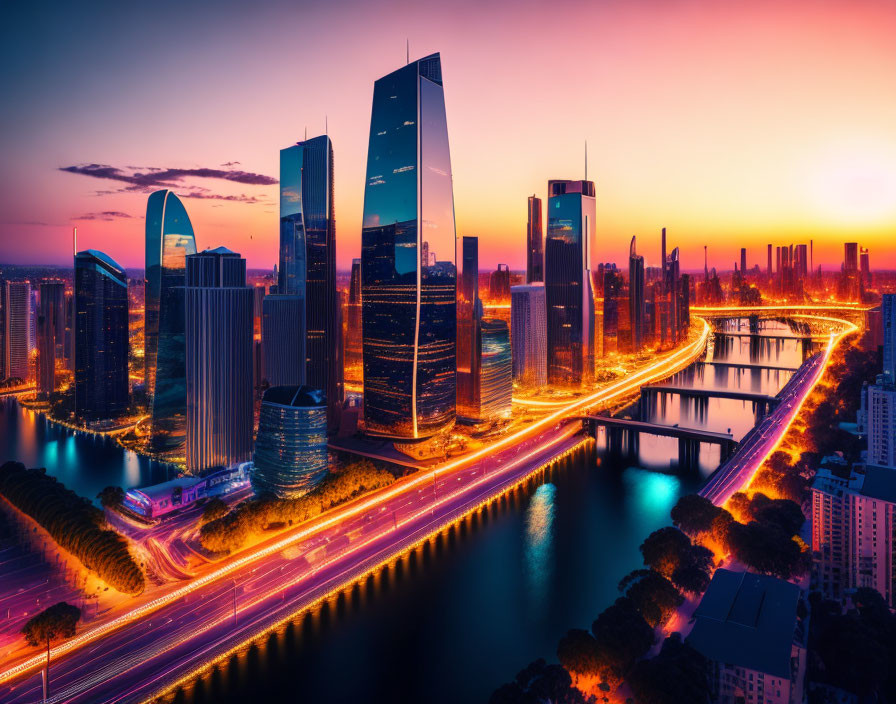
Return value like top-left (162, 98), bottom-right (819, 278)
top-left (122, 463), bottom-right (250, 520)
top-left (687, 569), bottom-right (807, 704)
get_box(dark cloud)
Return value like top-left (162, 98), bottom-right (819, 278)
top-left (221, 161), bottom-right (241, 167)
top-left (59, 162), bottom-right (278, 203)
top-left (75, 210), bottom-right (134, 221)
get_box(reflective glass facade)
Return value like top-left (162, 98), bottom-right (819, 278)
top-left (262, 294), bottom-right (304, 387)
top-left (37, 281), bottom-right (65, 394)
top-left (456, 236), bottom-right (481, 420)
top-left (545, 180), bottom-right (596, 386)
top-left (361, 53), bottom-right (457, 439)
top-left (185, 248), bottom-right (253, 473)
top-left (526, 196), bottom-right (543, 283)
top-left (252, 386), bottom-right (328, 498)
top-left (145, 190), bottom-right (196, 450)
top-left (480, 318), bottom-right (512, 419)
top-left (510, 284), bottom-right (547, 387)
top-left (279, 136), bottom-right (342, 431)
top-left (74, 250), bottom-right (128, 420)
top-left (629, 236), bottom-right (646, 352)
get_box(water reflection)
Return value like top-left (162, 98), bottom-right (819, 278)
top-left (622, 468), bottom-right (681, 525)
top-left (524, 483), bottom-right (556, 612)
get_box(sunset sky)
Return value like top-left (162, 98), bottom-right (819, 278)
top-left (1, 0), bottom-right (895, 272)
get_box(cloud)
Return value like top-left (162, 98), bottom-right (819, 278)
top-left (59, 162), bottom-right (278, 203)
top-left (221, 161), bottom-right (241, 167)
top-left (75, 210), bottom-right (134, 221)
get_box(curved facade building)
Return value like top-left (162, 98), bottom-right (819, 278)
top-left (361, 52), bottom-right (457, 439)
top-left (545, 179), bottom-right (596, 386)
top-left (145, 190), bottom-right (196, 450)
top-left (252, 385), bottom-right (328, 498)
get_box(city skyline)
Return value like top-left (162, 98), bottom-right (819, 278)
top-left (2, 1), bottom-right (895, 272)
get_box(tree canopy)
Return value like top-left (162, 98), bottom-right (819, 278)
top-left (22, 601), bottom-right (81, 647)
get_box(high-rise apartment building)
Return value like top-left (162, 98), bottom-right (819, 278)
top-left (74, 250), bottom-right (128, 420)
top-left (37, 281), bottom-right (65, 395)
top-left (279, 135), bottom-right (342, 431)
top-left (360, 53), bottom-right (457, 439)
top-left (545, 179), bottom-right (596, 385)
top-left (510, 283), bottom-right (547, 387)
top-left (4, 281), bottom-right (32, 382)
top-left (144, 190), bottom-right (196, 450)
top-left (862, 377), bottom-right (896, 469)
top-left (185, 247), bottom-right (253, 473)
top-left (526, 195), bottom-right (543, 283)
top-left (883, 294), bottom-right (896, 382)
top-left (629, 237), bottom-right (646, 352)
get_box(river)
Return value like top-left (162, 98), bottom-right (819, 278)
top-left (0, 319), bottom-right (808, 703)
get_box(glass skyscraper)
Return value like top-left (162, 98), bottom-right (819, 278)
top-left (3, 281), bottom-right (32, 382)
top-left (526, 195), bottom-right (543, 283)
top-left (145, 190), bottom-right (196, 449)
top-left (37, 281), bottom-right (65, 395)
top-left (457, 236), bottom-right (482, 420)
top-left (545, 179), bottom-right (596, 386)
top-left (278, 135), bottom-right (342, 431)
top-left (629, 236), bottom-right (646, 352)
top-left (479, 318), bottom-right (512, 420)
top-left (74, 250), bottom-right (128, 420)
top-left (511, 283), bottom-right (547, 387)
top-left (185, 247), bottom-right (253, 473)
top-left (262, 294), bottom-right (304, 387)
top-left (252, 385), bottom-right (328, 498)
top-left (361, 52), bottom-right (457, 439)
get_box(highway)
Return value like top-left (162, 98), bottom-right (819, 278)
top-left (0, 321), bottom-right (713, 703)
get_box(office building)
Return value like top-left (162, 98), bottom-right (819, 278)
top-left (740, 247), bottom-right (747, 279)
top-left (144, 190), bottom-right (197, 449)
top-left (344, 258), bottom-right (363, 386)
top-left (252, 385), bottom-right (329, 498)
top-left (360, 52), bottom-right (457, 439)
top-left (457, 236), bottom-right (482, 419)
top-left (628, 237), bottom-right (645, 352)
top-left (37, 281), bottom-right (65, 395)
top-left (545, 179), bottom-right (596, 385)
top-left (526, 195), bottom-right (543, 284)
top-left (860, 247), bottom-right (871, 288)
top-left (811, 461), bottom-right (896, 607)
top-left (185, 247), bottom-right (253, 473)
top-left (510, 284), bottom-right (547, 387)
top-left (262, 294), bottom-right (304, 388)
top-left (479, 318), bottom-right (512, 419)
top-left (4, 281), bottom-right (32, 382)
top-left (279, 135), bottom-right (342, 430)
top-left (844, 243), bottom-right (859, 272)
top-left (688, 569), bottom-right (806, 704)
top-left (74, 250), bottom-right (128, 420)
top-left (767, 244), bottom-right (773, 279)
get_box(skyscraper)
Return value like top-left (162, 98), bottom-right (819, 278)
top-left (883, 294), bottom-right (896, 382)
top-left (144, 190), bottom-right (197, 450)
top-left (489, 264), bottom-right (511, 302)
top-left (861, 247), bottom-right (871, 288)
top-left (37, 281), bottom-right (65, 395)
top-left (457, 236), bottom-right (482, 420)
top-left (3, 281), bottom-right (32, 382)
top-left (279, 135), bottom-right (342, 431)
top-left (252, 385), bottom-right (329, 498)
top-left (767, 244), bottom-right (772, 279)
top-left (360, 52), bottom-right (457, 439)
top-left (510, 283), bottom-right (547, 387)
top-left (628, 237), bottom-right (646, 352)
top-left (526, 195), bottom-right (543, 283)
top-left (545, 179), bottom-right (596, 385)
top-left (262, 294), bottom-right (304, 387)
top-left (740, 247), bottom-right (747, 278)
top-left (344, 258), bottom-right (363, 386)
top-left (74, 250), bottom-right (128, 420)
top-left (185, 247), bottom-right (253, 473)
top-left (479, 318), bottom-right (512, 419)
top-left (844, 243), bottom-right (859, 271)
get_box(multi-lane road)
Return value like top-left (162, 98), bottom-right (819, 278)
top-left (0, 322), bottom-right (715, 704)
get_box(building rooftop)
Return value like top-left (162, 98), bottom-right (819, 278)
top-left (263, 385), bottom-right (326, 408)
top-left (77, 248), bottom-right (125, 274)
top-left (687, 569), bottom-right (801, 679)
top-left (128, 476), bottom-right (201, 502)
top-left (860, 464), bottom-right (896, 503)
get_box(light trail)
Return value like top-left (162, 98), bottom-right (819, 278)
top-left (0, 320), bottom-right (711, 686)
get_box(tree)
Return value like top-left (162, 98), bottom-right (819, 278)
top-left (557, 629), bottom-right (600, 679)
top-left (618, 569), bottom-right (684, 628)
top-left (97, 485), bottom-right (124, 509)
top-left (748, 493), bottom-right (805, 535)
top-left (490, 659), bottom-right (591, 704)
top-left (199, 497), bottom-right (229, 527)
top-left (591, 597), bottom-right (654, 683)
top-left (640, 527), bottom-right (713, 581)
top-left (727, 520), bottom-right (808, 579)
top-left (670, 495), bottom-right (721, 538)
top-left (628, 634), bottom-right (711, 704)
top-left (22, 601), bottom-right (81, 647)
top-left (671, 564), bottom-right (711, 595)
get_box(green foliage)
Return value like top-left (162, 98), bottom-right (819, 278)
top-left (627, 634), bottom-right (711, 704)
top-left (618, 569), bottom-right (684, 628)
top-left (198, 497), bottom-right (229, 527)
top-left (0, 461), bottom-right (144, 594)
top-left (591, 597), bottom-right (655, 684)
top-left (557, 629), bottom-right (601, 678)
top-left (97, 485), bottom-right (124, 509)
top-left (21, 601), bottom-right (81, 647)
top-left (200, 460), bottom-right (395, 554)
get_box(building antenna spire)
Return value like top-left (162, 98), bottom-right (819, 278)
top-left (584, 139), bottom-right (588, 181)
top-left (325, 114), bottom-right (328, 136)
top-left (304, 125), bottom-right (307, 141)
top-left (406, 39), bottom-right (409, 64)
top-left (73, 227), bottom-right (77, 257)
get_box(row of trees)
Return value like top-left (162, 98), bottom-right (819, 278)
top-left (0, 461), bottom-right (145, 594)
top-left (200, 460), bottom-right (395, 554)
